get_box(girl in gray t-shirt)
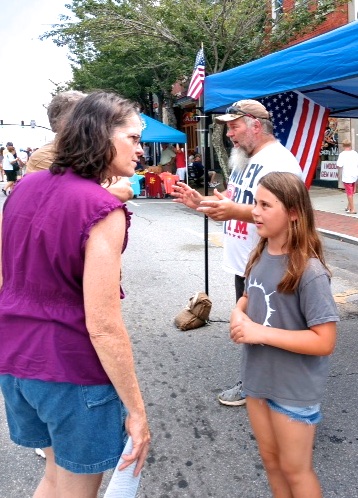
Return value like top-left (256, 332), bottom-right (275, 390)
top-left (230, 172), bottom-right (339, 498)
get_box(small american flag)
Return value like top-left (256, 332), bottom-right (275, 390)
top-left (260, 91), bottom-right (330, 187)
top-left (187, 48), bottom-right (205, 100)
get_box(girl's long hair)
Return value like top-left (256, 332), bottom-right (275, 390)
top-left (245, 172), bottom-right (330, 293)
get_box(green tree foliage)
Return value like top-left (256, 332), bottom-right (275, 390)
top-left (43, 0), bottom-right (347, 179)
top-left (44, 0), bottom-right (346, 107)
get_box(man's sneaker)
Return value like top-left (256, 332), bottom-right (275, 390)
top-left (218, 381), bottom-right (246, 406)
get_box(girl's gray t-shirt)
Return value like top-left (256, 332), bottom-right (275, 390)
top-left (242, 248), bottom-right (339, 406)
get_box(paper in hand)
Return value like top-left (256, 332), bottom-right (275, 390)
top-left (104, 437), bottom-right (141, 498)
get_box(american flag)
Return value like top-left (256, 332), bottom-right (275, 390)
top-left (260, 91), bottom-right (330, 187)
top-left (187, 48), bottom-right (205, 100)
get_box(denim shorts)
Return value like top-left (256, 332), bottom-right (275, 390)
top-left (267, 398), bottom-right (321, 424)
top-left (0, 375), bottom-right (127, 474)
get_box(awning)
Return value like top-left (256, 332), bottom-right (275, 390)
top-left (140, 114), bottom-right (187, 143)
top-left (204, 21), bottom-right (358, 117)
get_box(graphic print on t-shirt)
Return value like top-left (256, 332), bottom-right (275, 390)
top-left (247, 277), bottom-right (276, 326)
top-left (224, 163), bottom-right (263, 240)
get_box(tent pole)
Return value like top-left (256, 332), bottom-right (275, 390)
top-left (197, 95), bottom-right (209, 297)
top-left (184, 143), bottom-right (188, 184)
top-left (203, 115), bottom-right (209, 297)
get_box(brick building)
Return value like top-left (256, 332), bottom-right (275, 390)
top-left (274, 0), bottom-right (349, 45)
top-left (272, 1), bottom-right (356, 186)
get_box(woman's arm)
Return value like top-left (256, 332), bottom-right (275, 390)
top-left (83, 208), bottom-right (150, 475)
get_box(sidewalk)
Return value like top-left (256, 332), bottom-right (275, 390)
top-left (202, 179), bottom-right (358, 246)
top-left (309, 185), bottom-right (358, 245)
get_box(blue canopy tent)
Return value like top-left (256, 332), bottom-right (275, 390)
top-left (204, 21), bottom-right (358, 117)
top-left (140, 113), bottom-right (187, 143)
top-left (140, 113), bottom-right (188, 178)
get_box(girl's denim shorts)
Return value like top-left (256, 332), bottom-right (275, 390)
top-left (0, 374), bottom-right (127, 474)
top-left (267, 398), bottom-right (322, 425)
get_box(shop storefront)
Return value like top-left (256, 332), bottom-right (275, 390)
top-left (314, 117), bottom-right (356, 188)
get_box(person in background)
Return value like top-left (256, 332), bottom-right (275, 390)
top-left (0, 91), bottom-right (151, 497)
top-left (231, 172), bottom-right (338, 497)
top-left (175, 144), bottom-right (186, 182)
top-left (17, 149), bottom-right (29, 176)
top-left (0, 147), bottom-right (5, 182)
top-left (208, 171), bottom-right (220, 188)
top-left (134, 156), bottom-right (146, 192)
top-left (191, 154), bottom-right (204, 186)
top-left (135, 156), bottom-right (146, 172)
top-left (26, 91), bottom-right (86, 174)
top-left (26, 90), bottom-right (134, 202)
top-left (2, 143), bottom-right (19, 195)
top-left (159, 143), bottom-right (176, 173)
top-left (336, 138), bottom-right (358, 214)
top-left (142, 143), bottom-right (151, 163)
top-left (172, 99), bottom-right (302, 408)
top-left (190, 153), bottom-right (219, 188)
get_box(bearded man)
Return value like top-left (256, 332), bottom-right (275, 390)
top-left (172, 99), bottom-right (302, 407)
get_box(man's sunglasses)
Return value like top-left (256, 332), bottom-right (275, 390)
top-left (225, 107), bottom-right (257, 119)
top-left (225, 106), bottom-right (270, 121)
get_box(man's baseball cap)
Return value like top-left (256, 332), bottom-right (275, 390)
top-left (6, 141), bottom-right (13, 147)
top-left (215, 99), bottom-right (270, 123)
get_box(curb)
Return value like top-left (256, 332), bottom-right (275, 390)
top-left (318, 228), bottom-right (358, 246)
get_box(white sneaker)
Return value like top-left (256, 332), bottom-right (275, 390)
top-left (35, 448), bottom-right (46, 459)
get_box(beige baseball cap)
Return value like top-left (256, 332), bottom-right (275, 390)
top-left (215, 99), bottom-right (270, 123)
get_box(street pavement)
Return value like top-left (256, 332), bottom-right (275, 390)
top-left (0, 181), bottom-right (357, 497)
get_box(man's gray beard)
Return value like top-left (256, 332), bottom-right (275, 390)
top-left (228, 147), bottom-right (249, 172)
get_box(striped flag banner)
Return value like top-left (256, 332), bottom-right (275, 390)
top-left (260, 91), bottom-right (330, 187)
top-left (187, 48), bottom-right (205, 101)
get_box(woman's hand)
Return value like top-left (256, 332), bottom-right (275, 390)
top-left (120, 412), bottom-right (151, 476)
top-left (103, 176), bottom-right (134, 202)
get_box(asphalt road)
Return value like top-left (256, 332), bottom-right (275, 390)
top-left (0, 197), bottom-right (357, 498)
